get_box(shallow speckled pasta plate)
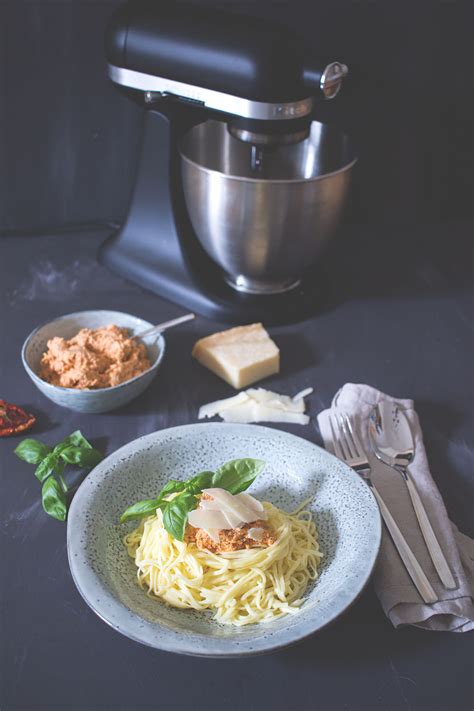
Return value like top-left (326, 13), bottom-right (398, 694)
top-left (67, 423), bottom-right (381, 656)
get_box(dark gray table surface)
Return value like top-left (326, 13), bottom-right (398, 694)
top-left (1, 225), bottom-right (473, 711)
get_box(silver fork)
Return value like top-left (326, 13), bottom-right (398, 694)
top-left (329, 412), bottom-right (438, 604)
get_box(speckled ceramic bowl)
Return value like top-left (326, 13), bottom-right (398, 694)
top-left (21, 310), bottom-right (165, 413)
top-left (67, 423), bottom-right (381, 656)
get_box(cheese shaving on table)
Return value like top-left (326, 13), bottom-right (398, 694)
top-left (198, 391), bottom-right (250, 419)
top-left (198, 387), bottom-right (313, 425)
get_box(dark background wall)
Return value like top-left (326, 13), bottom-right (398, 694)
top-left (0, 0), bottom-right (472, 236)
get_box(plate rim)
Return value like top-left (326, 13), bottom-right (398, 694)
top-left (67, 423), bottom-right (382, 656)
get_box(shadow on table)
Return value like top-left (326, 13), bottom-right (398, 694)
top-left (18, 402), bottom-right (58, 434)
top-left (414, 399), bottom-right (474, 537)
top-left (315, 219), bottom-right (473, 314)
top-left (274, 332), bottom-right (319, 376)
top-left (276, 590), bottom-right (436, 666)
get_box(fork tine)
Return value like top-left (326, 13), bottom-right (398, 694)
top-left (330, 414), bottom-right (351, 460)
top-left (338, 414), bottom-right (355, 459)
top-left (343, 414), bottom-right (363, 457)
top-left (329, 414), bottom-right (345, 459)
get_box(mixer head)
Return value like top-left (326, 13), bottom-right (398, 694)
top-left (227, 59), bottom-right (347, 171)
top-left (106, 1), bottom-right (348, 170)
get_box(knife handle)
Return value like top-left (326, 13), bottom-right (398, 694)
top-left (404, 473), bottom-right (457, 590)
top-left (371, 485), bottom-right (439, 604)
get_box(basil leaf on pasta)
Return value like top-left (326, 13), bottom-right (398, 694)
top-left (212, 459), bottom-right (265, 495)
top-left (185, 471), bottom-right (214, 494)
top-left (120, 481), bottom-right (185, 524)
top-left (14, 439), bottom-right (51, 464)
top-left (120, 498), bottom-right (165, 524)
top-left (163, 492), bottom-right (197, 541)
top-left (158, 480), bottom-right (186, 498)
top-left (41, 476), bottom-right (67, 521)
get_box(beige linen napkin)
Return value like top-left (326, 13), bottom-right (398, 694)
top-left (317, 383), bottom-right (474, 632)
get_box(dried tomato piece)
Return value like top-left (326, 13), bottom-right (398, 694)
top-left (0, 400), bottom-right (36, 437)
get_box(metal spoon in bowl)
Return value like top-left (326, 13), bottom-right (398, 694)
top-left (134, 313), bottom-right (195, 341)
top-left (369, 401), bottom-right (456, 590)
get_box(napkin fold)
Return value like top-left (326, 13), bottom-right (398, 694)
top-left (317, 383), bottom-right (474, 632)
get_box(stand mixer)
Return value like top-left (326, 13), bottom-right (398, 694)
top-left (99, 1), bottom-right (357, 324)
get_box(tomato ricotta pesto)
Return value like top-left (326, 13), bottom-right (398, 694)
top-left (185, 491), bottom-right (277, 554)
top-left (186, 521), bottom-right (276, 554)
top-left (39, 325), bottom-right (151, 389)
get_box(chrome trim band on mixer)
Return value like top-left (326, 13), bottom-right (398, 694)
top-left (108, 65), bottom-right (314, 120)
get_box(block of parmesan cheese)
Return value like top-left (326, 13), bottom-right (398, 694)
top-left (192, 323), bottom-right (279, 389)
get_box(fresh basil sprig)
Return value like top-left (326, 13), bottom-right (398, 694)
top-left (212, 458), bottom-right (265, 494)
top-left (120, 459), bottom-right (265, 541)
top-left (163, 492), bottom-right (198, 541)
top-left (14, 430), bottom-right (103, 522)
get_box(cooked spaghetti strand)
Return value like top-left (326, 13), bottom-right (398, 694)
top-left (124, 502), bottom-right (321, 626)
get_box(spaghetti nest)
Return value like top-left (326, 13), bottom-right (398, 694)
top-left (124, 501), bottom-right (322, 626)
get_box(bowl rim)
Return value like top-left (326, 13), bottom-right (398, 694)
top-left (179, 119), bottom-right (358, 185)
top-left (67, 423), bottom-right (382, 657)
top-left (180, 152), bottom-right (358, 185)
top-left (21, 309), bottom-right (166, 395)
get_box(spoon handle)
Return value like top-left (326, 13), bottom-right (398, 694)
top-left (403, 472), bottom-right (457, 590)
top-left (371, 486), bottom-right (439, 604)
top-left (135, 313), bottom-right (195, 340)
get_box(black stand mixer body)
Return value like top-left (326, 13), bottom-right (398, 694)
top-left (99, 1), bottom-right (354, 324)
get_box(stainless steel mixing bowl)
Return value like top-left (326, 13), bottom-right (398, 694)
top-left (179, 120), bottom-right (357, 294)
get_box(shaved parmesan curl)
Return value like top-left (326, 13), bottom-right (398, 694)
top-left (187, 488), bottom-right (266, 542)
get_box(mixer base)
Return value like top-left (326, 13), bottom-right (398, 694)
top-left (100, 224), bottom-right (328, 325)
